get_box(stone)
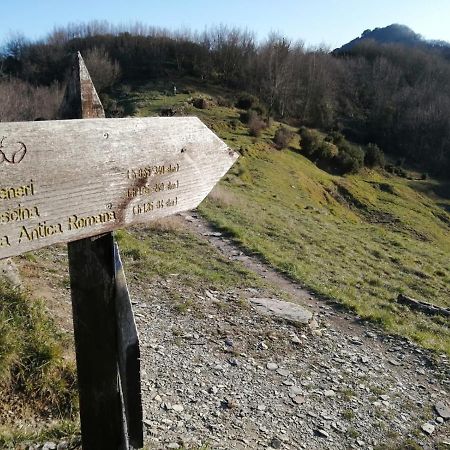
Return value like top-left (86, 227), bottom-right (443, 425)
top-left (270, 436), bottom-right (282, 449)
top-left (225, 337), bottom-right (234, 347)
top-left (293, 395), bottom-right (305, 405)
top-left (42, 444), bottom-right (57, 450)
top-left (435, 401), bottom-right (450, 420)
top-left (267, 362), bottom-right (279, 371)
top-left (167, 443), bottom-right (179, 449)
top-left (421, 422), bottom-right (435, 435)
top-left (228, 357), bottom-right (239, 367)
top-left (324, 389), bottom-right (336, 397)
top-left (277, 369), bottom-right (290, 377)
top-left (388, 358), bottom-right (402, 366)
top-left (436, 416), bottom-right (444, 424)
top-left (250, 298), bottom-right (312, 325)
top-left (0, 259), bottom-right (22, 288)
top-left (314, 429), bottom-right (329, 438)
top-left (172, 404), bottom-right (184, 413)
top-left (57, 443), bottom-right (68, 450)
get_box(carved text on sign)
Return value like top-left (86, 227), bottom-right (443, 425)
top-left (0, 204), bottom-right (41, 224)
top-left (0, 116), bottom-right (238, 259)
top-left (0, 180), bottom-right (35, 200)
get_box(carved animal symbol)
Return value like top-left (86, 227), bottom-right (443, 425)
top-left (0, 136), bottom-right (27, 165)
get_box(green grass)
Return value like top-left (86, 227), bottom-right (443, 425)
top-left (200, 149), bottom-right (450, 354)
top-left (115, 219), bottom-right (262, 291)
top-left (0, 281), bottom-right (78, 444)
top-left (0, 420), bottom-right (80, 449)
top-left (127, 82), bottom-right (450, 355)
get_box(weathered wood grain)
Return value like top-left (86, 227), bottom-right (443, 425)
top-left (68, 233), bottom-right (127, 449)
top-left (0, 116), bottom-right (238, 259)
top-left (62, 52), bottom-right (128, 450)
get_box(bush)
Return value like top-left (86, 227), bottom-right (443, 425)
top-left (192, 97), bottom-right (210, 109)
top-left (316, 141), bottom-right (339, 159)
top-left (336, 142), bottom-right (364, 174)
top-left (299, 127), bottom-right (322, 157)
top-left (240, 108), bottom-right (261, 124)
top-left (364, 143), bottom-right (385, 168)
top-left (248, 114), bottom-right (266, 137)
top-left (335, 151), bottom-right (362, 174)
top-left (300, 127), bottom-right (364, 174)
top-left (236, 93), bottom-right (259, 110)
top-left (0, 78), bottom-right (62, 122)
top-left (216, 96), bottom-right (233, 107)
top-left (84, 47), bottom-right (121, 92)
top-left (325, 131), bottom-right (346, 147)
top-left (386, 165), bottom-right (408, 178)
top-left (273, 126), bottom-right (294, 149)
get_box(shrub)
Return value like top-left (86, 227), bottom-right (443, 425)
top-left (299, 127), bottom-right (322, 157)
top-left (0, 78), bottom-right (62, 122)
top-left (316, 141), bottom-right (339, 159)
top-left (336, 143), bottom-right (364, 174)
top-left (192, 97), bottom-right (210, 109)
top-left (248, 114), bottom-right (266, 137)
top-left (335, 151), bottom-right (362, 174)
top-left (364, 143), bottom-right (385, 168)
top-left (325, 131), bottom-right (346, 147)
top-left (84, 47), bottom-right (121, 92)
top-left (236, 93), bottom-right (259, 110)
top-left (240, 108), bottom-right (261, 124)
top-left (273, 126), bottom-right (294, 149)
top-left (216, 96), bottom-right (232, 107)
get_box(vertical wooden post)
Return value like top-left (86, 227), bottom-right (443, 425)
top-left (60, 53), bottom-right (127, 450)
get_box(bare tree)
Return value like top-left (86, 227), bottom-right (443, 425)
top-left (83, 47), bottom-right (121, 92)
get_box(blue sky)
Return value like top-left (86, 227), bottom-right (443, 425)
top-left (1, 0), bottom-right (449, 48)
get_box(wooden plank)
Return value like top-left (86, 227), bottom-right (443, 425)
top-left (63, 52), bottom-right (127, 450)
top-left (114, 242), bottom-right (143, 448)
top-left (0, 117), bottom-right (238, 259)
top-left (68, 233), bottom-right (127, 450)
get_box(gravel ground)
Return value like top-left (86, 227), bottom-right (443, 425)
top-left (132, 214), bottom-right (450, 450)
top-left (14, 214), bottom-right (450, 450)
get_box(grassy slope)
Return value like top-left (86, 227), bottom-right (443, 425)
top-left (0, 282), bottom-right (78, 447)
top-left (125, 80), bottom-right (450, 355)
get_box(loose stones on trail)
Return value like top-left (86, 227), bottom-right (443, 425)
top-left (435, 401), bottom-right (450, 420)
top-left (249, 297), bottom-right (313, 325)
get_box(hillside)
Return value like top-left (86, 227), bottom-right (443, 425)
top-left (2, 22), bottom-right (450, 177)
top-left (117, 79), bottom-right (450, 354)
top-left (334, 23), bottom-right (450, 54)
top-left (1, 80), bottom-right (449, 449)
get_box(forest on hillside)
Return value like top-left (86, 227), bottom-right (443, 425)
top-left (1, 22), bottom-right (450, 177)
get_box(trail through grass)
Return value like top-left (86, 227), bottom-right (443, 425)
top-left (125, 80), bottom-right (450, 355)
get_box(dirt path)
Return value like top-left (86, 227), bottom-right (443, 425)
top-left (12, 213), bottom-right (450, 450)
top-left (133, 213), bottom-right (449, 450)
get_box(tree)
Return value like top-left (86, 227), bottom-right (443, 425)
top-left (84, 47), bottom-right (121, 92)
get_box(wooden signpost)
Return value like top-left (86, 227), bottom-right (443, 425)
top-left (0, 53), bottom-right (238, 449)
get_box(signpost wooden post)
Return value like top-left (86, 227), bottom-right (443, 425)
top-left (0, 53), bottom-right (238, 449)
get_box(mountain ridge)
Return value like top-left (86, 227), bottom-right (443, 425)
top-left (335, 23), bottom-right (450, 53)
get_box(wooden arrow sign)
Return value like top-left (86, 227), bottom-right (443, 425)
top-left (0, 117), bottom-right (238, 259)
